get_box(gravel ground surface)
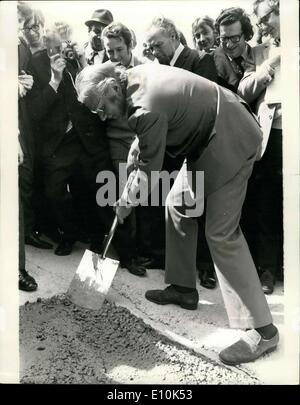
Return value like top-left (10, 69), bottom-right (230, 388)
top-left (20, 295), bottom-right (260, 385)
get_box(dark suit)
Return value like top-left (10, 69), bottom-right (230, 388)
top-left (122, 64), bottom-right (272, 328)
top-left (174, 46), bottom-right (217, 83)
top-left (26, 50), bottom-right (113, 242)
top-left (18, 37), bottom-right (33, 270)
top-left (213, 45), bottom-right (254, 92)
top-left (18, 38), bottom-right (36, 238)
top-left (238, 42), bottom-right (283, 279)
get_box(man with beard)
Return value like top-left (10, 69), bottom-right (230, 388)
top-left (76, 62), bottom-right (279, 365)
top-left (83, 9), bottom-right (113, 66)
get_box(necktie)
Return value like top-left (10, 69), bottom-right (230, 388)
top-left (233, 56), bottom-right (245, 75)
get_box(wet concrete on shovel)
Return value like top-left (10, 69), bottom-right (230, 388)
top-left (20, 295), bottom-right (259, 385)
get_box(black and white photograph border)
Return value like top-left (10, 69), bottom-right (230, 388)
top-left (0, 0), bottom-right (299, 385)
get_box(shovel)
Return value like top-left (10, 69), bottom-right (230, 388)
top-left (67, 215), bottom-right (119, 310)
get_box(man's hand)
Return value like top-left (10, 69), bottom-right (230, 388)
top-left (126, 136), bottom-right (140, 173)
top-left (19, 70), bottom-right (34, 91)
top-left (257, 62), bottom-right (275, 86)
top-left (113, 201), bottom-right (132, 224)
top-left (18, 82), bottom-right (27, 98)
top-left (50, 54), bottom-right (66, 85)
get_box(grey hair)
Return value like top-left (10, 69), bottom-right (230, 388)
top-left (148, 16), bottom-right (180, 40)
top-left (77, 77), bottom-right (113, 111)
top-left (253, 0), bottom-right (280, 16)
top-left (75, 63), bottom-right (126, 111)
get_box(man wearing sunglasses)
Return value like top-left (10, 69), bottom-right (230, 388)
top-left (83, 9), bottom-right (113, 66)
top-left (214, 7), bottom-right (255, 92)
top-left (238, 0), bottom-right (281, 295)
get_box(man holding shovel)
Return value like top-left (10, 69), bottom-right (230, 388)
top-left (76, 62), bottom-right (279, 365)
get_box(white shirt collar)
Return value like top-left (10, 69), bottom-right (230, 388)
top-left (170, 42), bottom-right (184, 66)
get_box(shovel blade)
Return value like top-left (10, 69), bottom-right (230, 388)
top-left (67, 249), bottom-right (119, 310)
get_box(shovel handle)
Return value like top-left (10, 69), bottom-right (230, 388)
top-left (102, 215), bottom-right (118, 259)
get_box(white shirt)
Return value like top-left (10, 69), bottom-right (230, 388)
top-left (83, 42), bottom-right (107, 65)
top-left (169, 42), bottom-right (185, 66)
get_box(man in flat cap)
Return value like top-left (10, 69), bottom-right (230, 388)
top-left (83, 9), bottom-right (113, 66)
top-left (75, 62), bottom-right (279, 365)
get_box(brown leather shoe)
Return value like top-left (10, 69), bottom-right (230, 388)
top-left (145, 285), bottom-right (199, 310)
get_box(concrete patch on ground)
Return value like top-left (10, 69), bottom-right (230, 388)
top-left (20, 244), bottom-right (286, 384)
top-left (20, 295), bottom-right (260, 384)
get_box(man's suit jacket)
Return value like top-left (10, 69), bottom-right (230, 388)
top-left (18, 37), bottom-right (33, 154)
top-left (213, 45), bottom-right (254, 92)
top-left (26, 49), bottom-right (110, 160)
top-left (237, 41), bottom-right (279, 157)
top-left (123, 64), bottom-right (261, 199)
top-left (174, 46), bottom-right (217, 82)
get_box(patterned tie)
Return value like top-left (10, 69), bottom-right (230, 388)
top-left (233, 56), bottom-right (245, 76)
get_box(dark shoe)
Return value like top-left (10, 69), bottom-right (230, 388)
top-left (42, 228), bottom-right (61, 244)
top-left (260, 270), bottom-right (274, 295)
top-left (19, 269), bottom-right (38, 292)
top-left (198, 263), bottom-right (216, 289)
top-left (219, 329), bottom-right (279, 365)
top-left (145, 285), bottom-right (199, 310)
top-left (145, 256), bottom-right (165, 270)
top-left (55, 240), bottom-right (74, 256)
top-left (121, 258), bottom-right (146, 277)
top-left (135, 256), bottom-right (153, 268)
top-left (200, 271), bottom-right (216, 289)
top-left (25, 231), bottom-right (53, 249)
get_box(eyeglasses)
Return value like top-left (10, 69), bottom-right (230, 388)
top-left (219, 34), bottom-right (243, 46)
top-left (256, 9), bottom-right (274, 29)
top-left (22, 24), bottom-right (40, 34)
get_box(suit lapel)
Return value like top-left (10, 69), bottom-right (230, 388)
top-left (174, 47), bottom-right (188, 68)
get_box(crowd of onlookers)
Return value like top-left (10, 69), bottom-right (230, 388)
top-left (18, 0), bottom-right (282, 298)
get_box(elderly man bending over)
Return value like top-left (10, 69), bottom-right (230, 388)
top-left (75, 62), bottom-right (279, 366)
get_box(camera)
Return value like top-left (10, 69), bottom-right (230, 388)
top-left (61, 41), bottom-right (76, 60)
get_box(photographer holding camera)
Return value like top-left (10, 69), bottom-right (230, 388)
top-left (26, 17), bottom-right (115, 257)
